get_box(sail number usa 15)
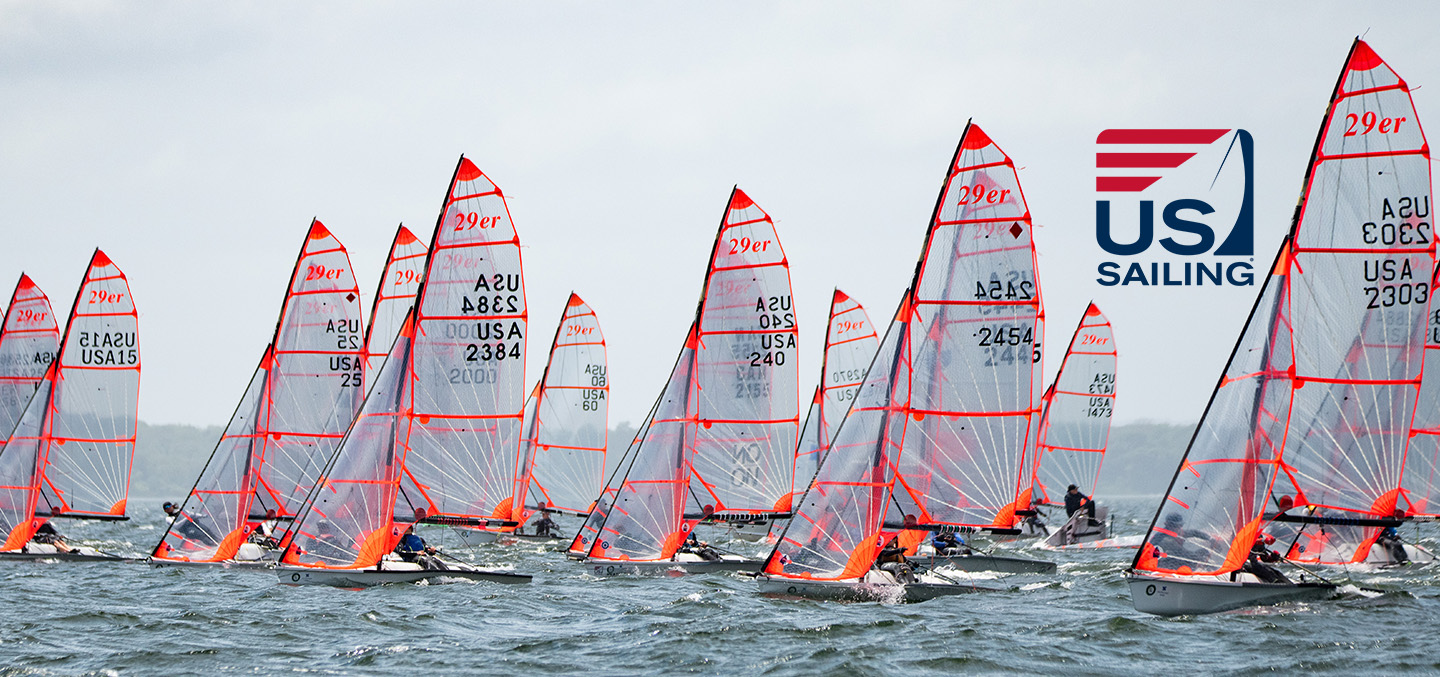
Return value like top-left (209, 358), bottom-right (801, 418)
top-left (75, 331), bottom-right (137, 366)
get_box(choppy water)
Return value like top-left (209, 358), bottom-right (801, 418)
top-left (2, 497), bottom-right (1438, 676)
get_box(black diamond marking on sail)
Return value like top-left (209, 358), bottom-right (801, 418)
top-left (346, 293), bottom-right (356, 302)
top-left (1009, 222), bottom-right (1024, 239)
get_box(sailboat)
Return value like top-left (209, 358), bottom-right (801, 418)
top-left (455, 293), bottom-right (610, 545)
top-left (759, 289), bottom-right (879, 544)
top-left (276, 156), bottom-right (532, 586)
top-left (757, 122), bottom-right (1046, 601)
top-left (567, 187), bottom-right (799, 575)
top-left (1128, 39), bottom-right (1433, 616)
top-left (1022, 302), bottom-right (1120, 548)
top-left (151, 220), bottom-right (365, 567)
top-left (362, 225), bottom-right (428, 388)
top-left (0, 275), bottom-right (61, 446)
top-left (0, 250), bottom-right (141, 561)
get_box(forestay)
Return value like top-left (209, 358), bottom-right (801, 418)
top-left (1134, 40), bottom-right (1434, 576)
top-left (524, 294), bottom-right (609, 516)
top-left (1029, 303), bottom-right (1117, 506)
top-left (0, 275), bottom-right (60, 443)
top-left (363, 225), bottom-right (427, 388)
top-left (789, 290), bottom-right (878, 502)
top-left (154, 221), bottom-right (364, 562)
top-left (764, 122), bottom-right (1043, 581)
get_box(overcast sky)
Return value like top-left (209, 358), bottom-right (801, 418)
top-left (2, 2), bottom-right (1438, 430)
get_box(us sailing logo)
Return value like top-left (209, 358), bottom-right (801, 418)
top-left (1095, 129), bottom-right (1255, 287)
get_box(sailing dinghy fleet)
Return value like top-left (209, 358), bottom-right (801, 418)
top-left (1, 37), bottom-right (1437, 617)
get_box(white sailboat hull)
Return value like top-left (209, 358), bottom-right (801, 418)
top-left (276, 563), bottom-right (532, 587)
top-left (909, 552), bottom-right (1055, 574)
top-left (581, 553), bottom-right (761, 576)
top-left (756, 570), bottom-right (997, 602)
top-left (1127, 572), bottom-right (1335, 616)
top-left (454, 528), bottom-right (561, 547)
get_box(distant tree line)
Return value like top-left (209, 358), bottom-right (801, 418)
top-left (129, 419), bottom-right (1195, 510)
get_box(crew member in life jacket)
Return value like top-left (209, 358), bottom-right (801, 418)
top-left (932, 531), bottom-right (971, 556)
top-left (30, 522), bottom-right (73, 554)
top-left (532, 510), bottom-right (558, 538)
top-left (875, 535), bottom-right (915, 583)
top-left (394, 524), bottom-right (446, 570)
top-left (1065, 485), bottom-right (1097, 524)
top-left (1376, 526), bottom-right (1409, 565)
top-left (1238, 532), bottom-right (1289, 584)
top-left (678, 533), bottom-right (721, 561)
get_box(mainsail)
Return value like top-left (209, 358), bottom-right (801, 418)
top-left (1133, 40), bottom-right (1433, 576)
top-left (0, 250), bottom-right (140, 548)
top-left (154, 221), bottom-right (365, 562)
top-left (571, 188), bottom-right (798, 562)
top-left (522, 293), bottom-right (609, 517)
top-left (789, 289), bottom-right (878, 503)
top-left (363, 225), bottom-right (427, 388)
top-left (0, 275), bottom-right (60, 443)
top-left (1028, 303), bottom-right (1117, 507)
top-left (764, 122), bottom-right (1043, 581)
top-left (280, 156), bottom-right (528, 569)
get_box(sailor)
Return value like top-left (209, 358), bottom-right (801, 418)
top-left (932, 531), bottom-right (970, 556)
top-left (1376, 526), bottom-right (1409, 565)
top-left (394, 524), bottom-right (446, 570)
top-left (1240, 532), bottom-right (1289, 584)
top-left (1064, 485), bottom-right (1097, 523)
top-left (532, 510), bottom-right (558, 538)
top-left (678, 533), bottom-right (721, 562)
top-left (303, 520), bottom-right (351, 563)
top-left (875, 536), bottom-right (915, 584)
top-left (163, 501), bottom-right (181, 520)
top-left (30, 521), bottom-right (74, 554)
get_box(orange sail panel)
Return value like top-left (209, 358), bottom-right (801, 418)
top-left (766, 122), bottom-right (1043, 582)
top-left (524, 294), bottom-right (609, 516)
top-left (1134, 40), bottom-right (1433, 575)
top-left (790, 289), bottom-right (878, 501)
top-left (0, 274), bottom-right (60, 444)
top-left (1029, 303), bottom-right (1117, 506)
top-left (363, 225), bottom-right (427, 389)
top-left (154, 221), bottom-right (365, 561)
